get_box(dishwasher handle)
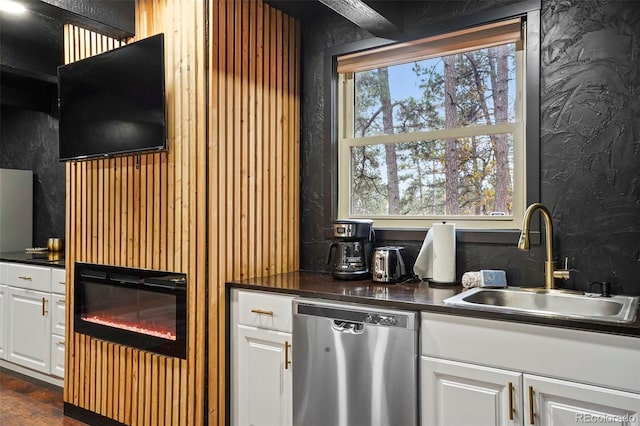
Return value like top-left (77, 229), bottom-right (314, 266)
top-left (331, 320), bottom-right (365, 334)
top-left (294, 300), bottom-right (416, 329)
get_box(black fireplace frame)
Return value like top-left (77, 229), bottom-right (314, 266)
top-left (74, 262), bottom-right (187, 359)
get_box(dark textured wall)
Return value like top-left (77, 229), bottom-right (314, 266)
top-left (299, 0), bottom-right (640, 296)
top-left (0, 108), bottom-right (66, 247)
top-left (540, 0), bottom-right (640, 295)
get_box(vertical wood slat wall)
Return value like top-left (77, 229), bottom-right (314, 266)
top-left (62, 0), bottom-right (299, 425)
top-left (207, 1), bottom-right (300, 424)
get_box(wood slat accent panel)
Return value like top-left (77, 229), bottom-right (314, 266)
top-left (207, 1), bottom-right (300, 424)
top-left (63, 0), bottom-right (206, 422)
top-left (63, 1), bottom-right (299, 424)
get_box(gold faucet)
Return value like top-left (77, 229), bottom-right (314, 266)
top-left (518, 203), bottom-right (570, 290)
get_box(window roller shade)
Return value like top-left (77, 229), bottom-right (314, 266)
top-left (337, 17), bottom-right (523, 74)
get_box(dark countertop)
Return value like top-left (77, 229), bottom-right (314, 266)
top-left (227, 270), bottom-right (640, 338)
top-left (0, 251), bottom-right (65, 268)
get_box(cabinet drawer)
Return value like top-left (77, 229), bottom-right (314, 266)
top-left (51, 334), bottom-right (65, 378)
top-left (51, 268), bottom-right (66, 295)
top-left (7, 264), bottom-right (51, 292)
top-left (237, 290), bottom-right (295, 332)
top-left (51, 293), bottom-right (66, 336)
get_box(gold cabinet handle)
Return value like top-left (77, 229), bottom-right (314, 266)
top-left (508, 382), bottom-right (514, 420)
top-left (251, 309), bottom-right (274, 316)
top-left (58, 281), bottom-right (66, 285)
top-left (42, 297), bottom-right (48, 316)
top-left (18, 275), bottom-right (32, 281)
top-left (57, 340), bottom-right (65, 346)
top-left (57, 298), bottom-right (65, 304)
top-left (528, 386), bottom-right (535, 425)
top-left (284, 341), bottom-right (292, 370)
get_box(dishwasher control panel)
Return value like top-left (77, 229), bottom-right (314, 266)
top-left (296, 301), bottom-right (411, 329)
top-left (365, 313), bottom-right (399, 326)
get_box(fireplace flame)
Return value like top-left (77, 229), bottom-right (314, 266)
top-left (82, 315), bottom-right (177, 341)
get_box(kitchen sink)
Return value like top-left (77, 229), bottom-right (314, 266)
top-left (443, 287), bottom-right (639, 323)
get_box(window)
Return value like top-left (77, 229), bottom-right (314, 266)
top-left (336, 18), bottom-right (528, 230)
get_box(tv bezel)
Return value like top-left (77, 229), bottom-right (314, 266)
top-left (57, 33), bottom-right (167, 162)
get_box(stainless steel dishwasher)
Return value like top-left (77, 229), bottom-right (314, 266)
top-left (292, 298), bottom-right (418, 426)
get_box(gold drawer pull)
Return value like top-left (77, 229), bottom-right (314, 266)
top-left (284, 341), bottom-right (292, 370)
top-left (529, 386), bottom-right (535, 425)
top-left (18, 275), bottom-right (32, 281)
top-left (58, 298), bottom-right (66, 304)
top-left (508, 382), bottom-right (514, 420)
top-left (251, 309), bottom-right (274, 316)
top-left (58, 281), bottom-right (66, 285)
top-left (57, 341), bottom-right (65, 346)
top-left (42, 297), bottom-right (48, 316)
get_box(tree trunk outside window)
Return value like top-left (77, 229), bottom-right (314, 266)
top-left (491, 44), bottom-right (510, 213)
top-left (378, 67), bottom-right (401, 214)
top-left (444, 55), bottom-right (459, 215)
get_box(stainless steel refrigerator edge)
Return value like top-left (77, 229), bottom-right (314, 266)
top-left (0, 169), bottom-right (33, 251)
top-left (292, 299), bottom-right (419, 426)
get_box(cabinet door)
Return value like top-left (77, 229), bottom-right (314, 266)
top-left (51, 334), bottom-right (65, 378)
top-left (235, 325), bottom-right (292, 426)
top-left (7, 287), bottom-right (51, 374)
top-left (524, 374), bottom-right (640, 426)
top-left (422, 356), bottom-right (522, 426)
top-left (0, 285), bottom-right (6, 360)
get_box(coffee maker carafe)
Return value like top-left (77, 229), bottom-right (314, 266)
top-left (327, 219), bottom-right (375, 280)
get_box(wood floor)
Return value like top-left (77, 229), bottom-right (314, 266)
top-left (0, 368), bottom-right (87, 426)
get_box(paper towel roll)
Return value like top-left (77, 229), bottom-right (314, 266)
top-left (432, 222), bottom-right (456, 283)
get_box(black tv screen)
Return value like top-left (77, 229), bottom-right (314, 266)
top-left (58, 34), bottom-right (166, 161)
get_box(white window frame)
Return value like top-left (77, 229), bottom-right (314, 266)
top-left (337, 22), bottom-right (527, 230)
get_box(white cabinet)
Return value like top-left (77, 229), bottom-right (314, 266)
top-left (7, 263), bottom-right (51, 292)
top-left (0, 284), bottom-right (6, 360)
top-left (51, 293), bottom-right (66, 337)
top-left (51, 334), bottom-right (65, 378)
top-left (422, 356), bottom-right (640, 426)
top-left (524, 374), bottom-right (640, 426)
top-left (50, 268), bottom-right (66, 378)
top-left (231, 289), bottom-right (295, 426)
top-left (236, 326), bottom-right (293, 426)
top-left (1, 262), bottom-right (65, 385)
top-left (51, 267), bottom-right (66, 295)
top-left (422, 356), bottom-right (521, 426)
top-left (421, 312), bottom-right (640, 426)
top-left (0, 263), bottom-right (7, 360)
top-left (7, 286), bottom-right (51, 374)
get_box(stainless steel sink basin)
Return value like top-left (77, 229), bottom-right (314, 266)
top-left (443, 287), bottom-right (639, 323)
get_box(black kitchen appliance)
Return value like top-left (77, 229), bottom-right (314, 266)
top-left (327, 219), bottom-right (375, 280)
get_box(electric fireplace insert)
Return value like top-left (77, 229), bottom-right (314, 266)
top-left (74, 262), bottom-right (187, 359)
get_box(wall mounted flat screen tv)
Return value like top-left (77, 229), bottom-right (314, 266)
top-left (58, 33), bottom-right (166, 161)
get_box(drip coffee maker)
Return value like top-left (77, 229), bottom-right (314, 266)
top-left (327, 219), bottom-right (375, 280)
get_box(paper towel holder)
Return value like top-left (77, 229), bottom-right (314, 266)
top-left (429, 222), bottom-right (458, 285)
